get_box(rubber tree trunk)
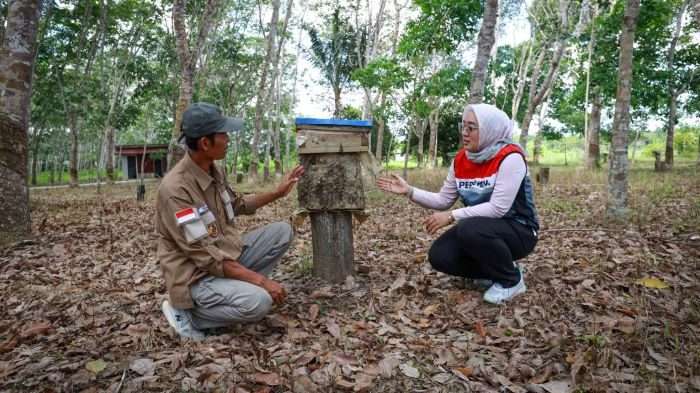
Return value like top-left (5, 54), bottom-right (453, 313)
top-left (533, 132), bottom-right (543, 165)
top-left (231, 130), bottom-right (240, 180)
top-left (104, 125), bottom-right (115, 182)
top-left (663, 0), bottom-right (688, 169)
top-left (272, 88), bottom-right (283, 176)
top-left (417, 129), bottom-right (425, 168)
top-left (69, 114), bottom-right (79, 187)
top-left (402, 130), bottom-right (411, 179)
top-left (511, 41), bottom-right (532, 120)
top-left (606, 0), bottom-right (640, 220)
top-left (427, 109), bottom-right (439, 168)
top-left (468, 0), bottom-right (498, 104)
top-left (0, 0), bottom-right (41, 245)
top-left (519, 40), bottom-right (565, 148)
top-left (310, 211), bottom-right (354, 282)
top-left (664, 93), bottom-right (678, 169)
top-left (169, 0), bottom-right (221, 171)
top-left (250, 0), bottom-right (280, 182)
top-left (30, 128), bottom-right (42, 186)
top-left (375, 116), bottom-right (385, 162)
top-left (585, 92), bottom-right (601, 169)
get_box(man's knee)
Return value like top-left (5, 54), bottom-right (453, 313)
top-left (239, 290), bottom-right (273, 322)
top-left (270, 221), bottom-right (294, 245)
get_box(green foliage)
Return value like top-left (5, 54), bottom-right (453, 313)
top-left (398, 0), bottom-right (481, 58)
top-left (305, 8), bottom-right (364, 92)
top-left (436, 110), bottom-right (462, 165)
top-left (641, 126), bottom-right (700, 158)
top-left (352, 57), bottom-right (411, 93)
top-left (339, 105), bottom-right (362, 120)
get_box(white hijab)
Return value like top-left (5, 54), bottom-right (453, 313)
top-left (463, 103), bottom-right (516, 163)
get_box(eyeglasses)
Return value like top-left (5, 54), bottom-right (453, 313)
top-left (458, 122), bottom-right (479, 135)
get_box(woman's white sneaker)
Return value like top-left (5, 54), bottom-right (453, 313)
top-left (483, 276), bottom-right (526, 304)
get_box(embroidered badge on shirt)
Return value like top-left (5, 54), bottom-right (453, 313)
top-left (207, 223), bottom-right (218, 238)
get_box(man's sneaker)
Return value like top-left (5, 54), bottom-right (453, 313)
top-left (161, 300), bottom-right (205, 340)
top-left (483, 274), bottom-right (526, 305)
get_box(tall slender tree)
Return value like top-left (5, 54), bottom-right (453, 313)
top-left (0, 0), bottom-right (42, 244)
top-left (518, 0), bottom-right (591, 149)
top-left (664, 0), bottom-right (691, 168)
top-left (468, 0), bottom-right (498, 104)
top-left (168, 0), bottom-right (222, 170)
top-left (607, 0), bottom-right (641, 219)
top-left (249, 0), bottom-right (280, 182)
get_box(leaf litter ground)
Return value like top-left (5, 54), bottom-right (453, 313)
top-left (1, 167), bottom-right (699, 392)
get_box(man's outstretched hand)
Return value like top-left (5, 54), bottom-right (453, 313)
top-left (275, 165), bottom-right (305, 198)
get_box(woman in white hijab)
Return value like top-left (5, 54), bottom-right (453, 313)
top-left (377, 103), bottom-right (539, 304)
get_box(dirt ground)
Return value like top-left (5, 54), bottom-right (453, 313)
top-left (1, 166), bottom-right (699, 392)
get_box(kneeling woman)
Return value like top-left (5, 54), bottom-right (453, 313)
top-left (377, 103), bottom-right (539, 304)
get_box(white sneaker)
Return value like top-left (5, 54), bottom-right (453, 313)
top-left (161, 300), bottom-right (205, 340)
top-left (483, 274), bottom-right (526, 305)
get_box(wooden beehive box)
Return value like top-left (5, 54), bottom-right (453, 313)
top-left (296, 118), bottom-right (372, 211)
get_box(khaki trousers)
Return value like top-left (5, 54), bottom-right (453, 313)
top-left (189, 222), bottom-right (293, 330)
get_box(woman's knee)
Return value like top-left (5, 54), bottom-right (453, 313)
top-left (455, 217), bottom-right (492, 245)
top-left (428, 242), bottom-right (452, 273)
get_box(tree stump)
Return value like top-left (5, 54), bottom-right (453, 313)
top-left (536, 167), bottom-right (550, 185)
top-left (296, 118), bottom-right (372, 283)
top-left (653, 151), bottom-right (668, 172)
top-left (136, 184), bottom-right (146, 201)
top-left (310, 211), bottom-right (354, 282)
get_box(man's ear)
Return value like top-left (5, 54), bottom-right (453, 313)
top-left (198, 136), bottom-right (210, 152)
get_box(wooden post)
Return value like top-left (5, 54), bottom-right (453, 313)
top-left (296, 118), bottom-right (371, 283)
top-left (536, 167), bottom-right (550, 185)
top-left (310, 211), bottom-right (354, 281)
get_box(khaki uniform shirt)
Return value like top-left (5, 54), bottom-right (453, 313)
top-left (155, 153), bottom-right (256, 309)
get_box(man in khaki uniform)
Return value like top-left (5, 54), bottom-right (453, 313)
top-left (156, 102), bottom-right (304, 339)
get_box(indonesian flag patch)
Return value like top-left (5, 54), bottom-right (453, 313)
top-left (175, 207), bottom-right (198, 225)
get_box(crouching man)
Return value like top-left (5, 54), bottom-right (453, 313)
top-left (156, 102), bottom-right (304, 340)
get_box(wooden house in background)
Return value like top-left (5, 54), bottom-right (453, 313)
top-left (115, 144), bottom-right (168, 179)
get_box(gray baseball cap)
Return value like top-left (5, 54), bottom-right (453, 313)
top-left (179, 102), bottom-right (244, 141)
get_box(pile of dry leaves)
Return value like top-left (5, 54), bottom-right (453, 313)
top-left (1, 167), bottom-right (699, 392)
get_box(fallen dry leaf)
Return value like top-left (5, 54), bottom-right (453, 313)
top-left (253, 372), bottom-right (282, 386)
top-left (636, 277), bottom-right (669, 289)
top-left (309, 304), bottom-right (320, 321)
top-left (453, 367), bottom-right (473, 379)
top-left (20, 322), bottom-right (52, 339)
top-left (85, 359), bottom-right (107, 374)
top-left (130, 358), bottom-right (155, 376)
top-left (326, 320), bottom-right (341, 339)
top-left (399, 363), bottom-right (420, 378)
top-left (474, 320), bottom-right (487, 338)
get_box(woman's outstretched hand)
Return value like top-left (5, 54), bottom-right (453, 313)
top-left (376, 174), bottom-right (410, 196)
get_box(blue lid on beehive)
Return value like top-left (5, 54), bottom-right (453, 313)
top-left (295, 118), bottom-right (372, 128)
